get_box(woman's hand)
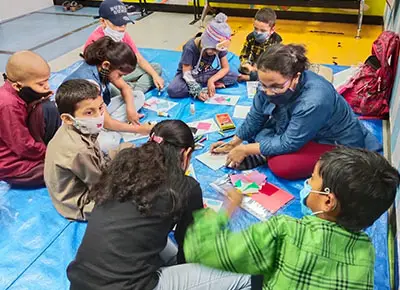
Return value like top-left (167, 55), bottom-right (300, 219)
top-left (153, 75), bottom-right (165, 90)
top-left (127, 109), bottom-right (144, 125)
top-left (226, 145), bottom-right (248, 168)
top-left (210, 141), bottom-right (236, 154)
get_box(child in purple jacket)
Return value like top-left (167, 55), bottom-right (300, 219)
top-left (167, 13), bottom-right (238, 101)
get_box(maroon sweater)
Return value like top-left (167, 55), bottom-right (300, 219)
top-left (0, 82), bottom-right (45, 179)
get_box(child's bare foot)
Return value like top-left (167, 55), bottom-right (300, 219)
top-left (238, 74), bottom-right (250, 82)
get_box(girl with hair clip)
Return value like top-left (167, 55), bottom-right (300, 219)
top-left (65, 36), bottom-right (153, 151)
top-left (211, 44), bottom-right (381, 180)
top-left (67, 119), bottom-right (251, 290)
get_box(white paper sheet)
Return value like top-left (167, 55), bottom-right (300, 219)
top-left (186, 118), bottom-right (219, 136)
top-left (185, 163), bottom-right (197, 180)
top-left (205, 94), bottom-right (240, 106)
top-left (233, 105), bottom-right (251, 119)
top-left (196, 152), bottom-right (227, 170)
top-left (246, 81), bottom-right (259, 98)
top-left (121, 132), bottom-right (148, 142)
top-left (203, 198), bottom-right (223, 212)
top-left (143, 97), bottom-right (178, 112)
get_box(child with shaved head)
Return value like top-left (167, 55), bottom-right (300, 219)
top-left (0, 51), bottom-right (61, 187)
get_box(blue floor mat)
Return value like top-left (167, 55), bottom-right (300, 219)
top-left (0, 49), bottom-right (389, 290)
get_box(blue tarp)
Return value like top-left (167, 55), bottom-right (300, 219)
top-left (0, 49), bottom-right (389, 289)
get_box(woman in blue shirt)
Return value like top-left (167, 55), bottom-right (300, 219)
top-left (66, 37), bottom-right (153, 150)
top-left (212, 44), bottom-right (381, 180)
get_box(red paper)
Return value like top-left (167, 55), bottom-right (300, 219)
top-left (260, 183), bottom-right (279, 196)
top-left (252, 184), bottom-right (294, 213)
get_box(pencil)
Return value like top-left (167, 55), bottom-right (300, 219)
top-left (217, 134), bottom-right (235, 142)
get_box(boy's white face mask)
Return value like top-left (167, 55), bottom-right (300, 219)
top-left (104, 26), bottom-right (125, 42)
top-left (67, 114), bottom-right (105, 135)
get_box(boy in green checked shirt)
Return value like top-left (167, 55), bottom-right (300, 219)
top-left (238, 8), bottom-right (282, 82)
top-left (184, 147), bottom-right (400, 290)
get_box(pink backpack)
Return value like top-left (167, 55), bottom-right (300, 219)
top-left (338, 31), bottom-right (400, 119)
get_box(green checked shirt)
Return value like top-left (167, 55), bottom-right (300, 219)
top-left (184, 209), bottom-right (375, 290)
top-left (239, 32), bottom-right (282, 66)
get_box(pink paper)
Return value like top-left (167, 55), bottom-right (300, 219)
top-left (230, 174), bottom-right (245, 184)
top-left (246, 171), bottom-right (266, 185)
top-left (214, 96), bottom-right (226, 103)
top-left (197, 122), bottom-right (212, 131)
top-left (251, 187), bottom-right (294, 213)
top-left (230, 171), bottom-right (266, 186)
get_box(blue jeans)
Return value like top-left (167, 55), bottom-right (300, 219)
top-left (154, 264), bottom-right (251, 290)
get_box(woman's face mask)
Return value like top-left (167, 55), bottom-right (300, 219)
top-left (264, 87), bottom-right (295, 105)
top-left (258, 79), bottom-right (294, 105)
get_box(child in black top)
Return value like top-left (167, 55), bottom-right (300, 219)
top-left (67, 120), bottom-right (251, 290)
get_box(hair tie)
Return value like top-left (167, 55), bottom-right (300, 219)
top-left (149, 133), bottom-right (163, 144)
top-left (290, 53), bottom-right (297, 63)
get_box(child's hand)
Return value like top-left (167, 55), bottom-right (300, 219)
top-left (153, 75), bottom-right (165, 90)
top-left (237, 74), bottom-right (250, 82)
top-left (135, 122), bottom-right (154, 135)
top-left (207, 80), bottom-right (216, 97)
top-left (241, 63), bottom-right (252, 74)
top-left (226, 188), bottom-right (243, 217)
top-left (198, 90), bottom-right (209, 102)
top-left (127, 110), bottom-right (144, 125)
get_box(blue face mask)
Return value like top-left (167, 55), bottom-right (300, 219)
top-left (265, 88), bottom-right (295, 105)
top-left (299, 180), bottom-right (331, 216)
top-left (253, 30), bottom-right (270, 43)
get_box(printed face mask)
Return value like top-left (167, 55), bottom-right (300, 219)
top-left (253, 30), bottom-right (270, 43)
top-left (299, 180), bottom-right (331, 216)
top-left (104, 26), bottom-right (125, 42)
top-left (68, 114), bottom-right (104, 135)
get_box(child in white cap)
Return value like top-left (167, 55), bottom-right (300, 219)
top-left (167, 13), bottom-right (238, 101)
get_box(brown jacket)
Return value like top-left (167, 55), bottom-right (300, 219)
top-left (45, 124), bottom-right (134, 220)
top-left (44, 124), bottom-right (105, 220)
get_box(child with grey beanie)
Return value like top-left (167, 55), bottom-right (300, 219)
top-left (167, 13), bottom-right (238, 101)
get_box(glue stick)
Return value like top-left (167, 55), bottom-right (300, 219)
top-left (190, 102), bottom-right (195, 115)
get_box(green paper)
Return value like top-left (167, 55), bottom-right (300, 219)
top-left (244, 182), bottom-right (259, 191)
top-left (235, 180), bottom-right (242, 188)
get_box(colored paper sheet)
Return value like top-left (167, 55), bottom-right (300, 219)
top-left (252, 185), bottom-right (294, 213)
top-left (186, 119), bottom-right (219, 136)
top-left (197, 122), bottom-right (212, 131)
top-left (230, 171), bottom-right (266, 186)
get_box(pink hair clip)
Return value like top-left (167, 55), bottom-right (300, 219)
top-left (150, 133), bottom-right (163, 144)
